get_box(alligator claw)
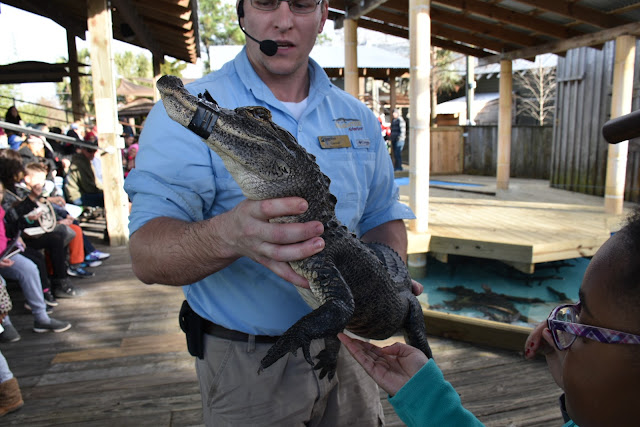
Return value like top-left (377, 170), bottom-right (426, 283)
top-left (259, 335), bottom-right (314, 373)
top-left (313, 348), bottom-right (339, 380)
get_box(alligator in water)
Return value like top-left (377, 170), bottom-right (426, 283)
top-left (156, 75), bottom-right (432, 379)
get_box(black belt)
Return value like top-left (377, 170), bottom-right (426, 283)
top-left (203, 320), bottom-right (281, 344)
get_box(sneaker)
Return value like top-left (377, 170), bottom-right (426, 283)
top-left (43, 289), bottom-right (59, 307)
top-left (0, 324), bottom-right (21, 343)
top-left (53, 280), bottom-right (83, 299)
top-left (81, 260), bottom-right (102, 268)
top-left (86, 250), bottom-right (110, 261)
top-left (33, 318), bottom-right (72, 333)
top-left (67, 265), bottom-right (95, 278)
top-left (24, 302), bottom-right (54, 314)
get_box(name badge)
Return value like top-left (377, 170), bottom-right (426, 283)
top-left (318, 135), bottom-right (351, 149)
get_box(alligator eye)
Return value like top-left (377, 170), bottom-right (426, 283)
top-left (275, 159), bottom-right (290, 177)
top-left (251, 107), bottom-right (272, 121)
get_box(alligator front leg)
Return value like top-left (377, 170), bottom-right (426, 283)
top-left (258, 296), bottom-right (353, 376)
top-left (314, 335), bottom-right (342, 380)
top-left (258, 257), bottom-right (355, 377)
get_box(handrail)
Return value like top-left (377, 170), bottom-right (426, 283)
top-left (602, 109), bottom-right (640, 144)
top-left (0, 120), bottom-right (115, 153)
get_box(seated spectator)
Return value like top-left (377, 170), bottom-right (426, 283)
top-left (18, 134), bottom-right (56, 177)
top-left (0, 180), bottom-right (71, 338)
top-left (0, 277), bottom-right (24, 417)
top-left (64, 138), bottom-right (104, 207)
top-left (0, 156), bottom-right (81, 299)
top-left (23, 163), bottom-right (94, 278)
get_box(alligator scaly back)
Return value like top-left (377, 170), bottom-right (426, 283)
top-left (157, 75), bottom-right (432, 379)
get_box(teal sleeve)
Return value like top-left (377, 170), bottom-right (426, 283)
top-left (389, 359), bottom-right (485, 427)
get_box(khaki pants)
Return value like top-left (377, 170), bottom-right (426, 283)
top-left (195, 333), bottom-right (384, 426)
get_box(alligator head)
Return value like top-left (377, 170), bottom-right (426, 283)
top-left (157, 75), bottom-right (332, 211)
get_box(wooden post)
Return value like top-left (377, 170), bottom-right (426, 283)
top-left (67, 31), bottom-right (84, 121)
top-left (496, 59), bottom-right (512, 190)
top-left (344, 19), bottom-right (358, 98)
top-left (605, 35), bottom-right (636, 215)
top-left (408, 0), bottom-right (431, 233)
top-left (389, 75), bottom-right (397, 113)
top-left (153, 55), bottom-right (162, 103)
top-left (86, 0), bottom-right (130, 246)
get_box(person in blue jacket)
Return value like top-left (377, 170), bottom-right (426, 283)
top-left (340, 208), bottom-right (640, 427)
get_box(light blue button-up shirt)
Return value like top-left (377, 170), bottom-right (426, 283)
top-left (125, 48), bottom-right (415, 335)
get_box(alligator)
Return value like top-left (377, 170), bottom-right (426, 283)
top-left (156, 75), bottom-right (432, 379)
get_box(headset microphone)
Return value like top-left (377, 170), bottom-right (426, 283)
top-left (237, 0), bottom-right (278, 57)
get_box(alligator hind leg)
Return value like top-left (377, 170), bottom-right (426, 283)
top-left (259, 299), bottom-right (352, 376)
top-left (404, 298), bottom-right (433, 359)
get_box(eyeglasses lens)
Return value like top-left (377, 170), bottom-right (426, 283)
top-left (554, 305), bottom-right (579, 348)
top-left (252, 0), bottom-right (319, 14)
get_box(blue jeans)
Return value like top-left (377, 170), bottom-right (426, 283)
top-left (392, 139), bottom-right (405, 170)
top-left (1, 254), bottom-right (49, 322)
top-left (73, 192), bottom-right (104, 208)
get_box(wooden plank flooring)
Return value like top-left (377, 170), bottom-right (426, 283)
top-left (1, 240), bottom-right (566, 426)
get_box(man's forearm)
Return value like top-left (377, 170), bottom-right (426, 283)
top-left (361, 219), bottom-right (408, 262)
top-left (129, 215), bottom-right (238, 286)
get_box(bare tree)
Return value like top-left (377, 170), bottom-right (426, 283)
top-left (514, 64), bottom-right (556, 125)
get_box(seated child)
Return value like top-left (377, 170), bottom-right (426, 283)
top-left (339, 208), bottom-right (640, 427)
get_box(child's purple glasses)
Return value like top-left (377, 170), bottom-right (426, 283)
top-left (547, 302), bottom-right (640, 350)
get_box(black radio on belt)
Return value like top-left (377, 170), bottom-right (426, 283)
top-left (179, 300), bottom-right (205, 359)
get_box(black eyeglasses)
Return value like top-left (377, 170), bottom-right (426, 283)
top-left (547, 302), bottom-right (640, 350)
top-left (249, 0), bottom-right (323, 15)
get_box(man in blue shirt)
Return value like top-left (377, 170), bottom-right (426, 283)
top-left (125, 0), bottom-right (415, 425)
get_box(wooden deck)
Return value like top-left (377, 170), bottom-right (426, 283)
top-left (0, 241), bottom-right (566, 426)
top-left (403, 175), bottom-right (635, 273)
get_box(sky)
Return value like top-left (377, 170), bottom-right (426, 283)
top-left (0, 4), bottom-right (202, 104)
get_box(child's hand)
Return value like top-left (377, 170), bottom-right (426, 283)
top-left (524, 321), bottom-right (565, 390)
top-left (338, 333), bottom-right (429, 396)
top-left (0, 258), bottom-right (15, 268)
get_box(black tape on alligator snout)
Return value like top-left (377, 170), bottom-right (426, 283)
top-left (188, 91), bottom-right (220, 139)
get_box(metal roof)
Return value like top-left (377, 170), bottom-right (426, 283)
top-left (330, 0), bottom-right (640, 64)
top-left (2, 0), bottom-right (200, 64)
top-left (210, 45), bottom-right (410, 79)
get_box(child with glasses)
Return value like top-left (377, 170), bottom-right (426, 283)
top-left (339, 208), bottom-right (640, 426)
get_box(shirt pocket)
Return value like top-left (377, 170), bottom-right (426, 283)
top-left (317, 149), bottom-right (376, 233)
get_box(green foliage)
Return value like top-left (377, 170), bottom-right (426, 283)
top-left (199, 0), bottom-right (245, 72)
top-left (114, 51), bottom-right (152, 80)
top-left (161, 59), bottom-right (188, 77)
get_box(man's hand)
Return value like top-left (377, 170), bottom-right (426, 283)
top-left (338, 333), bottom-right (429, 396)
top-left (218, 197), bottom-right (325, 287)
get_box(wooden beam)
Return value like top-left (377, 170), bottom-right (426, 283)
top-left (431, 37), bottom-right (493, 58)
top-left (408, 0), bottom-right (431, 234)
top-left (67, 31), bottom-right (84, 121)
top-left (496, 59), bottom-right (512, 191)
top-left (605, 35), bottom-right (636, 215)
top-left (514, 0), bottom-right (631, 29)
top-left (431, 22), bottom-right (511, 53)
top-left (111, 0), bottom-right (162, 58)
top-left (345, 0), bottom-right (388, 20)
top-left (344, 19), bottom-right (359, 98)
top-left (434, 0), bottom-right (583, 39)
top-left (479, 21), bottom-right (640, 65)
top-left (86, 0), bottom-right (130, 246)
top-left (430, 8), bottom-right (543, 48)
